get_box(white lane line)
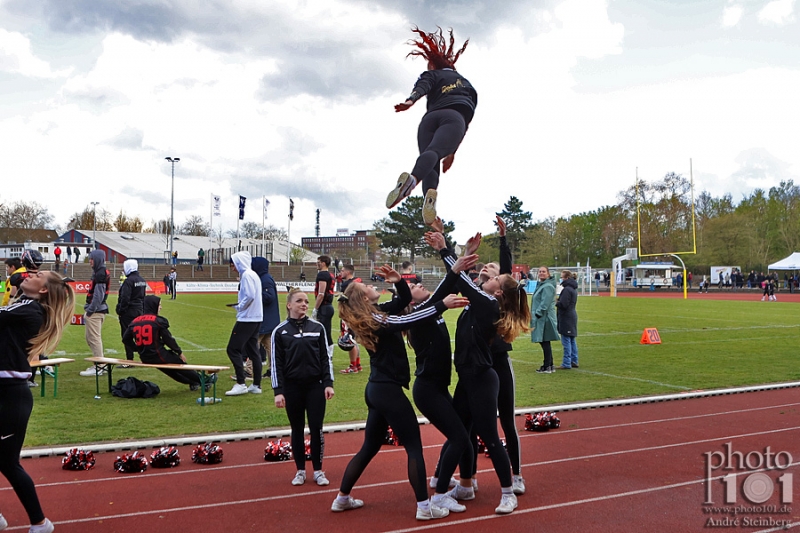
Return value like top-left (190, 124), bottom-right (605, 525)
top-left (583, 324), bottom-right (800, 337)
top-left (14, 424), bottom-right (800, 493)
top-left (18, 458), bottom-right (799, 531)
top-left (519, 401), bottom-right (800, 437)
top-left (573, 369), bottom-right (691, 390)
top-left (382, 462), bottom-right (800, 533)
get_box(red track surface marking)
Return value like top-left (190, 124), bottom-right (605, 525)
top-left (2, 389), bottom-right (799, 532)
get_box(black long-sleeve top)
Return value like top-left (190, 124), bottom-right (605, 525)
top-left (409, 271), bottom-right (459, 388)
top-left (367, 279), bottom-right (450, 388)
top-left (270, 316), bottom-right (334, 396)
top-left (491, 235), bottom-right (514, 356)
top-left (116, 271), bottom-right (147, 316)
top-left (441, 252), bottom-right (500, 375)
top-left (408, 69), bottom-right (478, 125)
top-left (0, 296), bottom-right (43, 380)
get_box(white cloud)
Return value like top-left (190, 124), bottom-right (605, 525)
top-left (722, 5), bottom-right (744, 27)
top-left (758, 0), bottom-right (796, 25)
top-left (0, 29), bottom-right (72, 78)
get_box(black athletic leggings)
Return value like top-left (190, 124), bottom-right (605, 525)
top-left (0, 380), bottom-right (45, 525)
top-left (339, 381), bottom-right (428, 502)
top-left (141, 350), bottom-right (201, 387)
top-left (317, 304), bottom-right (334, 347)
top-left (412, 378), bottom-right (472, 494)
top-left (118, 310), bottom-right (141, 361)
top-left (283, 380), bottom-right (326, 472)
top-left (227, 321), bottom-right (262, 386)
top-left (493, 353), bottom-right (521, 475)
top-left (411, 108), bottom-right (467, 194)
top-left (540, 341), bottom-right (553, 368)
top-left (453, 368), bottom-right (512, 488)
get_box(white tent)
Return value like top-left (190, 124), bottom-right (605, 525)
top-left (768, 252), bottom-right (800, 270)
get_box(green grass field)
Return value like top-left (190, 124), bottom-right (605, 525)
top-left (25, 293), bottom-right (800, 447)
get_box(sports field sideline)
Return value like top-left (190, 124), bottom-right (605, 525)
top-left (22, 290), bottom-right (800, 448)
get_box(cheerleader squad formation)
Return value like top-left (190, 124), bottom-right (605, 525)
top-left (0, 26), bottom-right (549, 531)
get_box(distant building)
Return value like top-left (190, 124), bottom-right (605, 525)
top-left (0, 228), bottom-right (60, 260)
top-left (301, 230), bottom-right (377, 260)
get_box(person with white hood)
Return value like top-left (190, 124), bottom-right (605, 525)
top-left (116, 259), bottom-right (147, 366)
top-left (226, 251), bottom-right (264, 396)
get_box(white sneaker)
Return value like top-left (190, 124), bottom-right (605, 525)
top-left (422, 189), bottom-right (438, 225)
top-left (429, 476), bottom-right (458, 489)
top-left (0, 513), bottom-right (7, 530)
top-left (431, 493), bottom-right (466, 513)
top-left (495, 493), bottom-right (518, 514)
top-left (247, 384), bottom-right (262, 394)
top-left (80, 366), bottom-right (104, 377)
top-left (416, 503), bottom-right (449, 521)
top-left (314, 471), bottom-right (330, 486)
top-left (291, 470), bottom-right (306, 486)
top-left (29, 518), bottom-right (55, 533)
top-left (513, 474), bottom-right (526, 495)
top-left (446, 484), bottom-right (475, 501)
top-left (225, 383), bottom-right (249, 396)
top-left (386, 172), bottom-right (418, 209)
top-left (472, 477), bottom-right (479, 492)
top-left (331, 496), bottom-right (364, 512)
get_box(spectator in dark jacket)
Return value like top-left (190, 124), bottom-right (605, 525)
top-left (252, 257), bottom-right (280, 378)
top-left (116, 259), bottom-right (147, 364)
top-left (556, 271), bottom-right (579, 370)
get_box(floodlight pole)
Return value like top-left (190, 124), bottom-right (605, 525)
top-left (90, 201), bottom-right (100, 248)
top-left (165, 157), bottom-right (180, 262)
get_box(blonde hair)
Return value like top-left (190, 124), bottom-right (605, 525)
top-left (28, 272), bottom-right (75, 361)
top-left (494, 274), bottom-right (531, 343)
top-left (561, 270), bottom-right (572, 279)
top-left (338, 282), bottom-right (386, 352)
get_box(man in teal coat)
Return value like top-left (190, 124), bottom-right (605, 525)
top-left (530, 266), bottom-right (560, 373)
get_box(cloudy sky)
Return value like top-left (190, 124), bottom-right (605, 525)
top-left (2, 0), bottom-right (799, 244)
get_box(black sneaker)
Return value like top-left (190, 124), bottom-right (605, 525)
top-left (263, 368), bottom-right (271, 378)
top-left (571, 363), bottom-right (579, 368)
top-left (535, 366), bottom-right (553, 374)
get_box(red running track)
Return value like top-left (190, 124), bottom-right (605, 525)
top-left (2, 388), bottom-right (800, 532)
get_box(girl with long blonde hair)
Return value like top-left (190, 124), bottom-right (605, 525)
top-left (1, 270), bottom-right (75, 533)
top-left (332, 265), bottom-right (468, 521)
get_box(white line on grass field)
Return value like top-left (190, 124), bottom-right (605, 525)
top-left (509, 358), bottom-right (690, 390)
top-left (583, 323), bottom-right (800, 337)
top-left (167, 301), bottom-right (236, 314)
top-left (574, 369), bottom-right (691, 389)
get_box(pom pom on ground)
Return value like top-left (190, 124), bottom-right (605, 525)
top-left (61, 448), bottom-right (95, 471)
top-left (150, 446), bottom-right (181, 468)
top-left (113, 451), bottom-right (148, 473)
top-left (383, 426), bottom-right (401, 446)
top-left (524, 412), bottom-right (561, 432)
top-left (264, 439), bottom-right (292, 462)
top-left (192, 443), bottom-right (224, 465)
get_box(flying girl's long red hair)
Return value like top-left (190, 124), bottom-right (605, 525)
top-left (407, 26), bottom-right (469, 70)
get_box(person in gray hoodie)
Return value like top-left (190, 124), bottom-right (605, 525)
top-left (226, 251), bottom-right (264, 396)
top-left (251, 257), bottom-right (280, 378)
top-left (79, 249), bottom-right (110, 376)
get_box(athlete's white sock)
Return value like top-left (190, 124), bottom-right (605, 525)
top-left (417, 500), bottom-right (431, 512)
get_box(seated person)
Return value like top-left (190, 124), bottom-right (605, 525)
top-left (123, 295), bottom-right (216, 391)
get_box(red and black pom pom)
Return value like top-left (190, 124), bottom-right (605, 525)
top-left (150, 446), bottom-right (181, 468)
top-left (263, 439), bottom-right (293, 462)
top-left (524, 412), bottom-right (561, 432)
top-left (62, 448), bottom-right (95, 471)
top-left (383, 426), bottom-right (402, 446)
top-left (192, 443), bottom-right (224, 465)
top-left (113, 451), bottom-right (148, 473)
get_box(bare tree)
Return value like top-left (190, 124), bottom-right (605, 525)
top-left (180, 215), bottom-right (210, 236)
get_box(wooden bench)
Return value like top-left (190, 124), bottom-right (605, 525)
top-left (30, 358), bottom-right (75, 398)
top-left (84, 357), bottom-right (229, 406)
